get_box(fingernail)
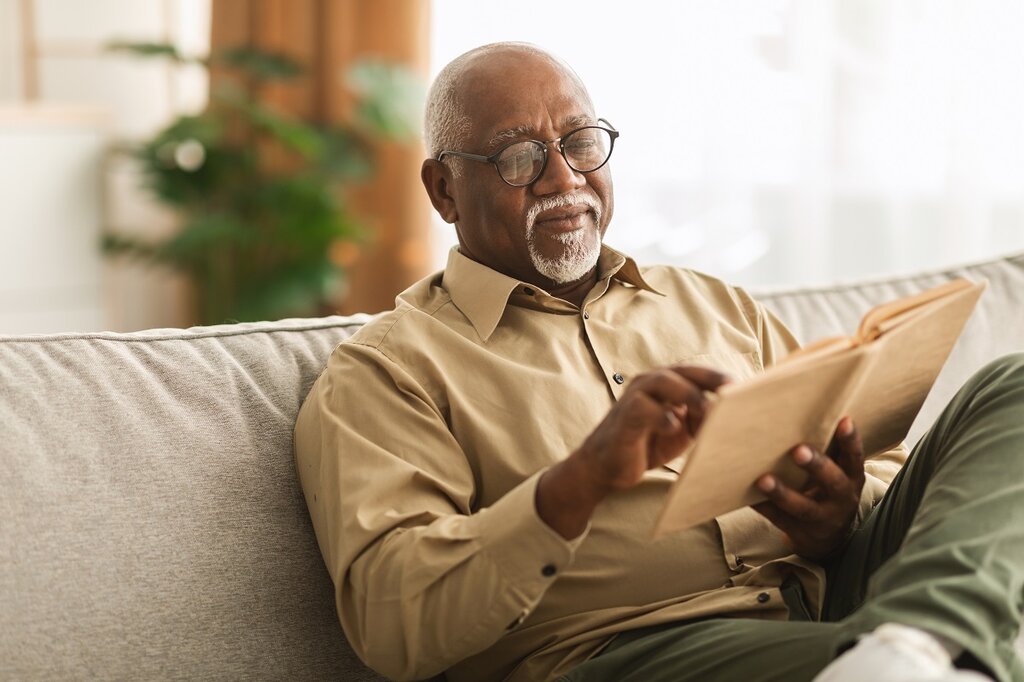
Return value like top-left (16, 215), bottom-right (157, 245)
top-left (839, 417), bottom-right (853, 436)
top-left (794, 446), bottom-right (813, 465)
top-left (758, 476), bottom-right (776, 493)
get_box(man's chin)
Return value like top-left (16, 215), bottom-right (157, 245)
top-left (527, 227), bottom-right (602, 285)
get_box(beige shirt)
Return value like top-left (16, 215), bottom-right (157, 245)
top-left (294, 246), bottom-right (907, 682)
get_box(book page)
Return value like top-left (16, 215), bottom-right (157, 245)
top-left (840, 281), bottom-right (987, 457)
top-left (856, 279), bottom-right (975, 343)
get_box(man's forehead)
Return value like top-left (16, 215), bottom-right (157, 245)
top-left (486, 113), bottom-right (595, 150)
top-left (454, 49), bottom-right (595, 148)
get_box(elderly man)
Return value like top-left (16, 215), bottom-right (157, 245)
top-left (295, 43), bottom-right (1024, 682)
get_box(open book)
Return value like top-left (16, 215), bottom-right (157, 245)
top-left (653, 278), bottom-right (987, 537)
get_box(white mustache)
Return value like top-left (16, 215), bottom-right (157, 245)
top-left (525, 193), bottom-right (602, 234)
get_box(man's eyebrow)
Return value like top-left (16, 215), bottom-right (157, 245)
top-left (562, 114), bottom-right (594, 129)
top-left (486, 124), bottom-right (534, 152)
top-left (485, 115), bottom-right (596, 152)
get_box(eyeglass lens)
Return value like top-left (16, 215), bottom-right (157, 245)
top-left (495, 127), bottom-right (613, 186)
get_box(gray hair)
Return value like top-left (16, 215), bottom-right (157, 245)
top-left (423, 42), bottom-right (589, 177)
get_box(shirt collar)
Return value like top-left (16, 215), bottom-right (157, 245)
top-left (442, 245), bottom-right (663, 342)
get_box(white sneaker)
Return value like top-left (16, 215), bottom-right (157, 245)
top-left (813, 623), bottom-right (991, 681)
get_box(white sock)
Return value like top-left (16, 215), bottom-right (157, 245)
top-left (814, 623), bottom-right (989, 682)
top-left (932, 632), bottom-right (965, 661)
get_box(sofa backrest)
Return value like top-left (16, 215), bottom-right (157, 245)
top-left (0, 316), bottom-right (387, 680)
top-left (1, 251), bottom-right (1020, 680)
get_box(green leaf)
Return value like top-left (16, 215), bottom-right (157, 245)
top-left (347, 60), bottom-right (425, 140)
top-left (249, 107), bottom-right (324, 158)
top-left (319, 130), bottom-right (374, 180)
top-left (105, 41), bottom-right (197, 64)
top-left (254, 176), bottom-right (359, 246)
top-left (153, 213), bottom-right (252, 265)
top-left (100, 232), bottom-right (160, 260)
top-left (212, 91), bottom-right (325, 159)
top-left (232, 259), bottom-right (337, 321)
top-left (214, 47), bottom-right (304, 80)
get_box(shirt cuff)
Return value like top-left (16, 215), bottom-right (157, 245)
top-left (856, 472), bottom-right (888, 526)
top-left (469, 470), bottom-right (588, 607)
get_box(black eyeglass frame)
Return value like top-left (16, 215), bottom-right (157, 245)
top-left (435, 118), bottom-right (620, 187)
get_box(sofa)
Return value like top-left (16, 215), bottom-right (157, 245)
top-left (2, 251), bottom-right (1023, 680)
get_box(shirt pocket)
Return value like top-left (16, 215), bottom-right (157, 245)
top-left (670, 351), bottom-right (761, 381)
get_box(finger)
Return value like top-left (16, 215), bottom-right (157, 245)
top-left (756, 474), bottom-right (821, 522)
top-left (668, 365), bottom-right (732, 393)
top-left (671, 365), bottom-right (731, 433)
top-left (632, 370), bottom-right (709, 425)
top-left (656, 405), bottom-right (684, 436)
top-left (653, 405), bottom-right (694, 449)
top-left (666, 404), bottom-right (691, 434)
top-left (750, 501), bottom-right (801, 544)
top-left (749, 499), bottom-right (802, 552)
top-left (829, 417), bottom-right (865, 484)
top-left (792, 444), bottom-right (853, 498)
top-left (627, 394), bottom-right (697, 449)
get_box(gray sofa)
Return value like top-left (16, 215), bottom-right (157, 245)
top-left (2, 251), bottom-right (1023, 680)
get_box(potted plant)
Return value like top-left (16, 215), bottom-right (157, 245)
top-left (104, 42), bottom-right (421, 324)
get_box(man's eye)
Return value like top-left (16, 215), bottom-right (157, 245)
top-left (496, 145), bottom-right (537, 175)
top-left (499, 150), bottom-right (527, 167)
top-left (567, 139), bottom-right (596, 151)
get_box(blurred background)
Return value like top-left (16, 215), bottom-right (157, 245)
top-left (2, 0), bottom-right (1023, 334)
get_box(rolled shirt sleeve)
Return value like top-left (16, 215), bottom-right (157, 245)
top-left (294, 341), bottom-right (586, 681)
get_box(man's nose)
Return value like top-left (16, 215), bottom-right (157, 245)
top-left (531, 146), bottom-right (586, 196)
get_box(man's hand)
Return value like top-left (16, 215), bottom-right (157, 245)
top-left (537, 365), bottom-right (730, 539)
top-left (752, 417), bottom-right (866, 561)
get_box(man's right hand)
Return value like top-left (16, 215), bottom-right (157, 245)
top-left (536, 365), bottom-right (731, 539)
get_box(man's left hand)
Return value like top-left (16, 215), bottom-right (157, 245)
top-left (752, 417), bottom-right (865, 562)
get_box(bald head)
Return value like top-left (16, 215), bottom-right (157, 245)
top-left (423, 43), bottom-right (593, 165)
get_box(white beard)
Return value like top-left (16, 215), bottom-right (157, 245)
top-left (525, 193), bottom-right (603, 284)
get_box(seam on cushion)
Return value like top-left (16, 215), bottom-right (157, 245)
top-left (0, 316), bottom-right (373, 345)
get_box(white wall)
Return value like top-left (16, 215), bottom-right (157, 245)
top-left (0, 0), bottom-right (22, 98)
top-left (429, 0), bottom-right (1024, 289)
top-left (0, 108), bottom-right (107, 333)
top-left (0, 0), bottom-right (210, 333)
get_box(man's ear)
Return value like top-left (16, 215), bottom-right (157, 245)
top-left (421, 159), bottom-right (459, 224)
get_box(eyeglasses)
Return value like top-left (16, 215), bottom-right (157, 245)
top-left (436, 119), bottom-right (620, 187)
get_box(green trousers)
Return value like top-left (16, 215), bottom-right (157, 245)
top-left (560, 354), bottom-right (1024, 682)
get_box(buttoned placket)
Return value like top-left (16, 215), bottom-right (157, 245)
top-left (576, 277), bottom-right (633, 398)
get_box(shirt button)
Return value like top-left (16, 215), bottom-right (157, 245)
top-left (583, 311), bottom-right (590, 320)
top-left (757, 592), bottom-right (771, 604)
top-left (523, 287), bottom-right (535, 296)
top-left (612, 373), bottom-right (625, 384)
top-left (541, 564), bottom-right (557, 577)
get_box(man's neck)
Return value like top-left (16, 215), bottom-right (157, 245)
top-left (546, 269), bottom-right (599, 309)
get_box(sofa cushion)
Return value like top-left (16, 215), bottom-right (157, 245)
top-left (0, 315), bottom-right (387, 680)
